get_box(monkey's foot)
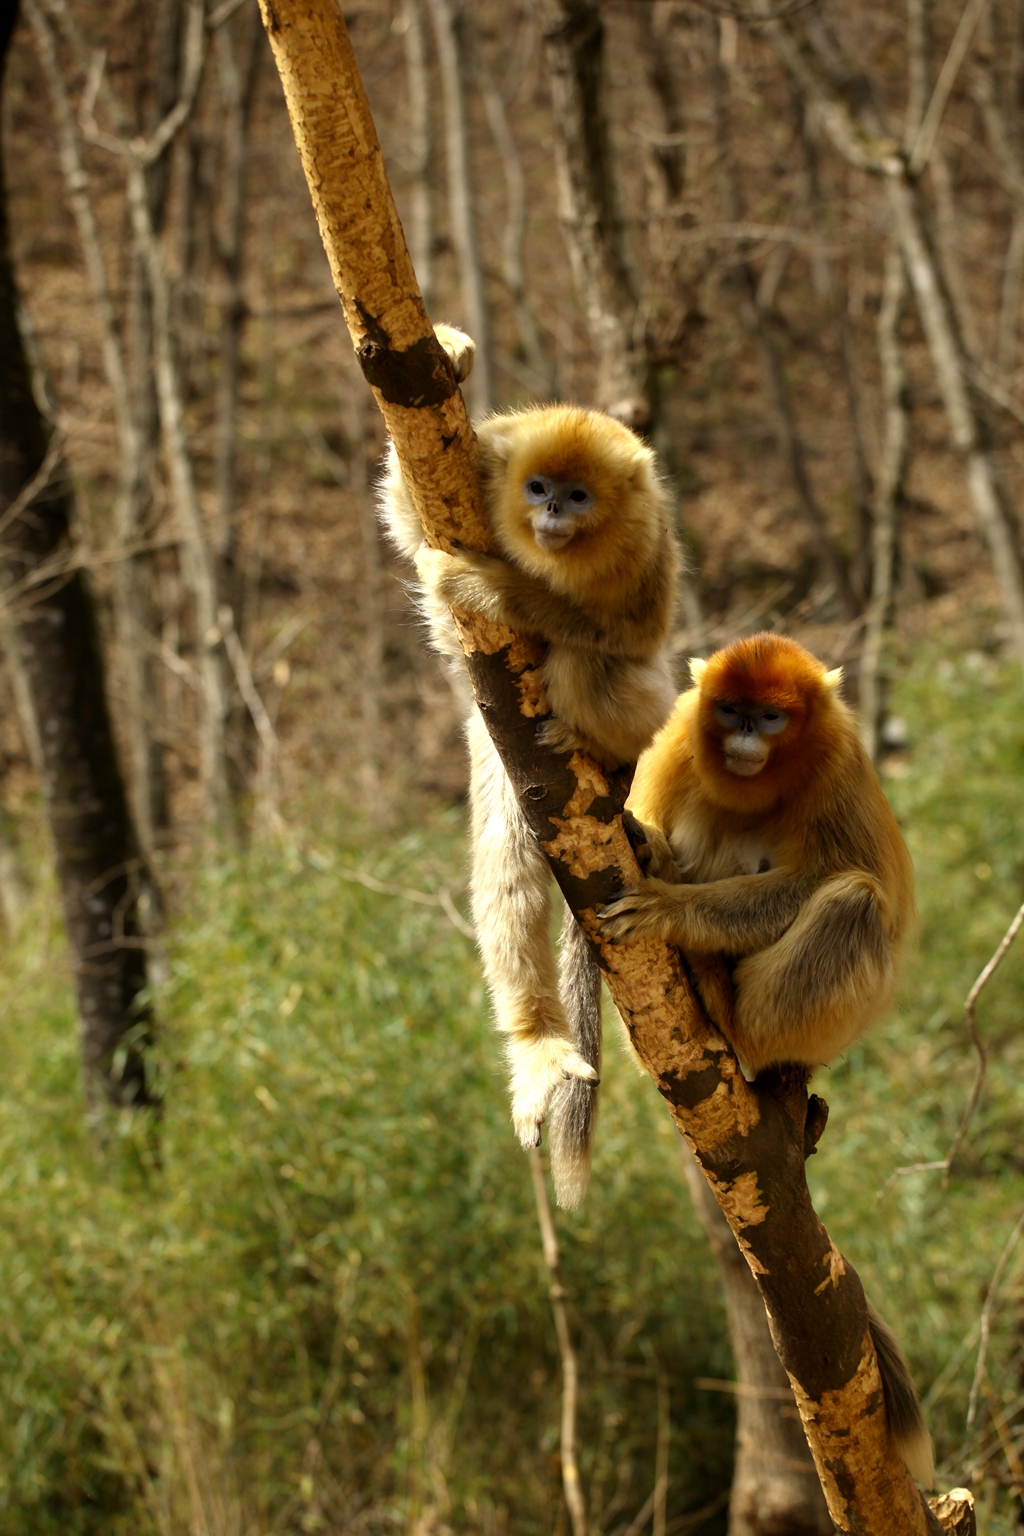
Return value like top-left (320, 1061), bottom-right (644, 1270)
top-left (508, 1035), bottom-right (599, 1149)
top-left (598, 880), bottom-right (678, 943)
top-left (536, 717), bottom-right (583, 755)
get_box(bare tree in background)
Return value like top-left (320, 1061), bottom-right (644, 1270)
top-left (401, 0), bottom-right (434, 314)
top-left (709, 24), bottom-right (857, 621)
top-left (427, 0), bottom-right (493, 414)
top-left (860, 247), bottom-right (910, 762)
top-left (763, 7), bottom-right (1024, 664)
top-left (212, 2), bottom-right (261, 610)
top-left (0, 1), bottom-right (155, 1110)
top-left (533, 0), bottom-right (649, 427)
top-left (477, 22), bottom-right (555, 396)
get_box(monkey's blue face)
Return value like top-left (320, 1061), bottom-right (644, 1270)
top-left (714, 702), bottom-right (790, 776)
top-left (523, 476), bottom-right (594, 551)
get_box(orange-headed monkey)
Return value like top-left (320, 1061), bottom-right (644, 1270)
top-left (600, 632), bottom-right (930, 1486)
top-left (600, 632), bottom-right (915, 1073)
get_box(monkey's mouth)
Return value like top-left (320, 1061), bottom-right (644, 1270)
top-left (724, 755), bottom-right (766, 777)
top-left (534, 522), bottom-right (576, 552)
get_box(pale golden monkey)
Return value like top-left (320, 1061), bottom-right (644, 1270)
top-left (600, 632), bottom-right (915, 1073)
top-left (600, 632), bottom-right (930, 1485)
top-left (378, 325), bottom-right (679, 1182)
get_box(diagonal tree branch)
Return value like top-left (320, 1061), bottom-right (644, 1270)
top-left (255, 4), bottom-right (966, 1530)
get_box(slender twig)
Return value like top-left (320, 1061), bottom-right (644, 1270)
top-left (687, 0), bottom-right (820, 20)
top-left (878, 897), bottom-right (1024, 1199)
top-left (0, 429), bottom-right (66, 543)
top-left (967, 1204), bottom-right (1024, 1430)
top-left (909, 0), bottom-right (991, 176)
top-left (217, 606), bottom-right (283, 833)
top-left (694, 1377), bottom-right (794, 1401)
top-left (945, 898), bottom-right (1024, 1179)
top-left (529, 1147), bottom-right (587, 1536)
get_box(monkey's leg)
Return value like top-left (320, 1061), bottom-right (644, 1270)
top-left (730, 872), bottom-right (893, 1073)
top-left (547, 908), bottom-right (603, 1210)
top-left (468, 715), bottom-right (598, 1148)
top-left (688, 953), bottom-right (735, 1035)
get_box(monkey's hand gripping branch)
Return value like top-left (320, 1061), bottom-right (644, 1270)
top-left (257, 4), bottom-right (961, 1530)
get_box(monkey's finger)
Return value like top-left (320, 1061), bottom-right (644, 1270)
top-left (514, 1118), bottom-right (543, 1150)
top-left (598, 886), bottom-right (644, 912)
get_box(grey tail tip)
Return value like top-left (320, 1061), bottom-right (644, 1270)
top-left (868, 1303), bottom-right (935, 1488)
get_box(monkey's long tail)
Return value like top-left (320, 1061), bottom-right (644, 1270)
top-left (867, 1302), bottom-right (934, 1487)
top-left (547, 908), bottom-right (602, 1210)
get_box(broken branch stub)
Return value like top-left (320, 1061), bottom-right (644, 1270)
top-left (258, 3), bottom-right (938, 1528)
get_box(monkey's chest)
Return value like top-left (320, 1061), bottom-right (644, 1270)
top-left (671, 826), bottom-right (777, 881)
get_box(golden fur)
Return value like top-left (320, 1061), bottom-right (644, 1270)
top-left (602, 633), bottom-right (915, 1073)
top-left (379, 325), bottom-right (680, 1157)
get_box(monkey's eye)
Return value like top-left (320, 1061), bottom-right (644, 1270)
top-left (562, 484), bottom-right (593, 511)
top-left (757, 710), bottom-right (789, 736)
top-left (524, 477), bottom-right (554, 504)
top-left (714, 704), bottom-right (739, 729)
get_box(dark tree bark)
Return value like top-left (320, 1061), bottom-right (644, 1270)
top-left (679, 1144), bottom-right (832, 1536)
top-left (0, 6), bottom-right (154, 1109)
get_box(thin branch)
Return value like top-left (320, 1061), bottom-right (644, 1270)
top-left (967, 1203), bottom-right (1024, 1430)
top-left (79, 1), bottom-right (207, 167)
top-left (945, 898), bottom-right (1024, 1178)
top-left (529, 1147), bottom-right (587, 1536)
top-left (909, 0), bottom-right (991, 176)
top-left (0, 429), bottom-right (66, 543)
top-left (877, 897), bottom-right (1024, 1199)
top-left (687, 0), bottom-right (821, 20)
top-left (217, 606), bottom-right (283, 832)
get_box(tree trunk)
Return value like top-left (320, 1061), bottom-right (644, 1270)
top-left (426, 0), bottom-right (492, 415)
top-left (212, 4), bottom-right (260, 607)
top-left (402, 0), bottom-right (434, 314)
top-left (256, 6), bottom-right (970, 1528)
top-left (477, 31), bottom-right (555, 395)
top-left (26, 0), bottom-right (169, 853)
top-left (679, 1143), bottom-right (832, 1536)
top-left (533, 0), bottom-right (650, 427)
top-left (0, 6), bottom-right (154, 1108)
top-left (860, 246), bottom-right (909, 762)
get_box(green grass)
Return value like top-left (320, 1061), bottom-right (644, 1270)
top-left (0, 813), bottom-right (731, 1534)
top-left (0, 649), bottom-right (1022, 1532)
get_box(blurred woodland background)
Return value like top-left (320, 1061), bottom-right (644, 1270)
top-left (1, 0), bottom-right (1024, 1531)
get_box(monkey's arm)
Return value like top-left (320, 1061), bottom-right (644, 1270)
top-left (415, 546), bottom-right (647, 655)
top-left (598, 869), bottom-right (815, 954)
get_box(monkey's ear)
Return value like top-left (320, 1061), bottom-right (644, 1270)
top-left (688, 657), bottom-right (708, 687)
top-left (823, 667), bottom-right (843, 691)
top-left (481, 422), bottom-right (515, 462)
